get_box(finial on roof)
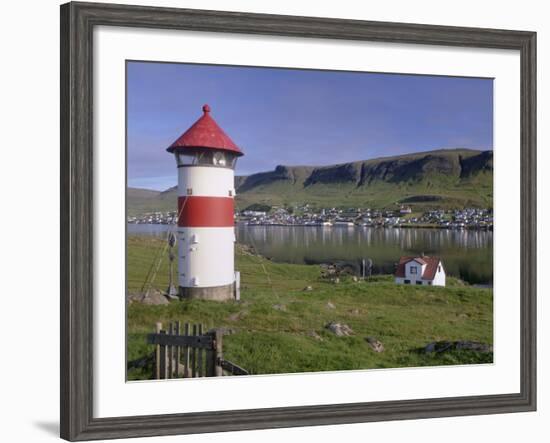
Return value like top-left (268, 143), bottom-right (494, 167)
top-left (202, 104), bottom-right (211, 114)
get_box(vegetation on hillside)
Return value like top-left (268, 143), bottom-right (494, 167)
top-left (127, 148), bottom-right (493, 215)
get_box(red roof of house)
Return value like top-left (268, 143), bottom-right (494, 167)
top-left (167, 104), bottom-right (244, 156)
top-left (395, 256), bottom-right (442, 280)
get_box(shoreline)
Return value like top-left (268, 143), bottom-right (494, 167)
top-left (127, 222), bottom-right (493, 232)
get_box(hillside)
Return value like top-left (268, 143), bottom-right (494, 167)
top-left (127, 237), bottom-right (493, 379)
top-left (128, 148), bottom-right (493, 214)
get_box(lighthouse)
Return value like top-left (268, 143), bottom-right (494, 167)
top-left (167, 104), bottom-right (244, 301)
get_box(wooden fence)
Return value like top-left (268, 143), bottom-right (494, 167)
top-left (147, 322), bottom-right (248, 379)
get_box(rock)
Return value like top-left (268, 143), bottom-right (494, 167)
top-left (424, 342), bottom-right (439, 353)
top-left (424, 341), bottom-right (493, 354)
top-left (307, 331), bottom-right (324, 341)
top-left (272, 304), bottom-right (286, 311)
top-left (303, 286), bottom-right (313, 291)
top-left (333, 277), bottom-right (340, 284)
top-left (352, 276), bottom-right (358, 282)
top-left (348, 308), bottom-right (360, 315)
top-left (237, 243), bottom-right (257, 256)
top-left (128, 289), bottom-right (170, 305)
top-left (326, 301), bottom-right (336, 309)
top-left (365, 336), bottom-right (384, 353)
top-left (455, 341), bottom-right (493, 352)
top-left (325, 322), bottom-right (353, 336)
top-left (228, 311), bottom-right (247, 322)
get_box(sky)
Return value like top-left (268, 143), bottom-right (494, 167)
top-left (127, 61), bottom-right (493, 191)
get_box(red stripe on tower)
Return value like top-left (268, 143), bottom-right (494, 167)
top-left (178, 196), bottom-right (234, 227)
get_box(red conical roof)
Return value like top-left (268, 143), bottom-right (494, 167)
top-left (167, 104), bottom-right (243, 156)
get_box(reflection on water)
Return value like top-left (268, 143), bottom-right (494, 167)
top-left (127, 223), bottom-right (493, 284)
top-left (237, 225), bottom-right (493, 284)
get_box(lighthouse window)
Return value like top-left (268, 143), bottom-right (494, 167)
top-left (191, 150), bottom-right (238, 169)
top-left (213, 152), bottom-right (227, 166)
top-left (197, 151), bottom-right (214, 165)
top-left (186, 188), bottom-right (193, 195)
top-left (175, 152), bottom-right (198, 166)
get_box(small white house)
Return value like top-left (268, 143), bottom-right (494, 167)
top-left (394, 256), bottom-right (446, 287)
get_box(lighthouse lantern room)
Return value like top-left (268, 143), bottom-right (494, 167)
top-left (167, 104), bottom-right (244, 301)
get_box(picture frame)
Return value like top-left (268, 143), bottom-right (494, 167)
top-left (60, 1), bottom-right (537, 441)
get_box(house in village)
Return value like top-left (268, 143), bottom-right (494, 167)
top-left (394, 255), bottom-right (446, 287)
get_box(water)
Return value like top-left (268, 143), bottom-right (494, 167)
top-left (128, 223), bottom-right (493, 284)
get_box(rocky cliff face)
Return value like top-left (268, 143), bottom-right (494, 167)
top-left (127, 148), bottom-right (493, 212)
top-left (237, 149), bottom-right (493, 191)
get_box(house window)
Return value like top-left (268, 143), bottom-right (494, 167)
top-left (410, 266), bottom-right (417, 274)
top-left (186, 188), bottom-right (193, 195)
top-left (438, 265), bottom-right (442, 272)
top-left (228, 189), bottom-right (234, 197)
top-left (416, 281), bottom-right (422, 285)
top-left (428, 281), bottom-right (432, 285)
top-left (404, 279), bottom-right (410, 284)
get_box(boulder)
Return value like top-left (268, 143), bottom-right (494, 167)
top-left (128, 289), bottom-right (171, 305)
top-left (325, 322), bottom-right (353, 336)
top-left (307, 331), bottom-right (324, 341)
top-left (424, 341), bottom-right (493, 354)
top-left (228, 311), bottom-right (248, 322)
top-left (365, 336), bottom-right (384, 353)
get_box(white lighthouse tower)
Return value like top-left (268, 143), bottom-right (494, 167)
top-left (167, 104), bottom-right (244, 301)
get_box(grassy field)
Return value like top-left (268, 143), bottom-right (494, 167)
top-left (127, 236), bottom-right (493, 380)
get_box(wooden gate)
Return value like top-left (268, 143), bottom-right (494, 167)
top-left (147, 322), bottom-right (248, 379)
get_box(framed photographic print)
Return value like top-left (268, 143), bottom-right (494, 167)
top-left (60, 1), bottom-right (537, 441)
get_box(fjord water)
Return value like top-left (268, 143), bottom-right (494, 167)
top-left (127, 224), bottom-right (493, 285)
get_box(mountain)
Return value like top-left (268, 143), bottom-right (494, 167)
top-left (127, 148), bottom-right (493, 214)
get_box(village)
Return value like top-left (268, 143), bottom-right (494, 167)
top-left (128, 205), bottom-right (493, 230)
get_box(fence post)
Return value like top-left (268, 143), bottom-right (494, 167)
top-left (215, 329), bottom-right (223, 377)
top-left (206, 331), bottom-right (215, 377)
top-left (191, 324), bottom-right (197, 377)
top-left (183, 323), bottom-right (190, 378)
top-left (159, 330), bottom-right (167, 379)
top-left (234, 271), bottom-right (241, 301)
top-left (154, 322), bottom-right (162, 379)
top-left (168, 322), bottom-right (173, 379)
top-left (197, 324), bottom-right (203, 377)
top-left (175, 321), bottom-right (181, 377)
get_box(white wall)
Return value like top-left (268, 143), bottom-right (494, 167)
top-left (178, 166), bottom-right (235, 197)
top-left (432, 264), bottom-right (446, 286)
top-left (0, 1), bottom-right (547, 443)
top-left (405, 260), bottom-right (426, 283)
top-left (178, 227), bottom-right (235, 287)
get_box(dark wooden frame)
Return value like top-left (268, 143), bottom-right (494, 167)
top-left (60, 1), bottom-right (536, 441)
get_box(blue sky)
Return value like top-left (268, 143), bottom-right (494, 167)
top-left (127, 61), bottom-right (493, 191)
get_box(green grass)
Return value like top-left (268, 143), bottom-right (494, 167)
top-left (234, 175), bottom-right (493, 212)
top-left (127, 237), bottom-right (493, 380)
